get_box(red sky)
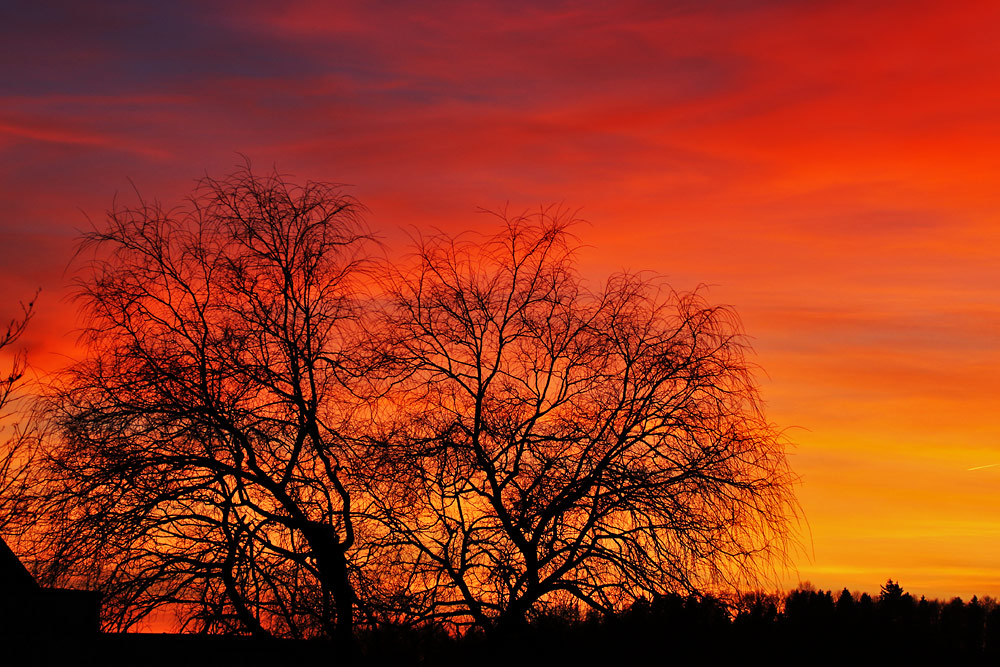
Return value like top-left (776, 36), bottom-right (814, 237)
top-left (3, 0), bottom-right (1000, 601)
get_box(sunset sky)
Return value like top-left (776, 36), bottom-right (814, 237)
top-left (3, 0), bottom-right (1000, 601)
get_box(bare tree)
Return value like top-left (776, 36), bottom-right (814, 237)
top-left (36, 165), bottom-right (378, 646)
top-left (0, 296), bottom-right (37, 540)
top-left (373, 212), bottom-right (797, 631)
top-left (29, 166), bottom-right (797, 646)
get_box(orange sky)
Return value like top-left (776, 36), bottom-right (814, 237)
top-left (3, 0), bottom-right (1000, 601)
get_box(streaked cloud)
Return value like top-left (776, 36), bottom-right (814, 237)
top-left (2, 0), bottom-right (1000, 600)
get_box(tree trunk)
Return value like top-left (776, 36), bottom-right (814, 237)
top-left (331, 547), bottom-right (356, 661)
top-left (302, 521), bottom-right (357, 664)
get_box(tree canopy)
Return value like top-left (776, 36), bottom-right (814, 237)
top-left (37, 168), bottom-right (374, 641)
top-left (21, 166), bottom-right (797, 639)
top-left (372, 214), bottom-right (797, 629)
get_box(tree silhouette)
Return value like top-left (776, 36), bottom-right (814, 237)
top-left (879, 579), bottom-right (906, 604)
top-left (35, 165), bottom-right (376, 646)
top-left (27, 167), bottom-right (799, 648)
top-left (371, 213), bottom-right (798, 631)
top-left (0, 296), bottom-right (37, 542)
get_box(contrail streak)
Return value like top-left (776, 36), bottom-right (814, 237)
top-left (967, 463), bottom-right (1000, 471)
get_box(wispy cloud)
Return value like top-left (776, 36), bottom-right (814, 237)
top-left (3, 0), bottom-right (1000, 600)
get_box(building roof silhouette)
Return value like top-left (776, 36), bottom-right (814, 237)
top-left (0, 534), bottom-right (39, 592)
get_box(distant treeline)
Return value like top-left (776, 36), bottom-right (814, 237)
top-left (353, 580), bottom-right (1000, 667)
top-left (12, 580), bottom-right (998, 667)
